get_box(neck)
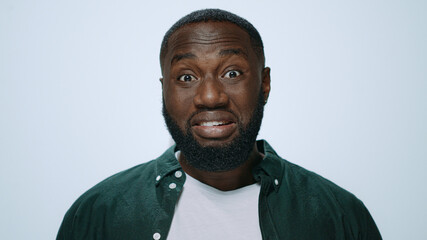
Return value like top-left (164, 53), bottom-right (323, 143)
top-left (178, 143), bottom-right (264, 191)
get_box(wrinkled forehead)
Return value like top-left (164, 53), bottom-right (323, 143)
top-left (163, 22), bottom-right (255, 68)
top-left (169, 22), bottom-right (250, 48)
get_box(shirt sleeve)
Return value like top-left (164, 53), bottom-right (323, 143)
top-left (359, 202), bottom-right (382, 240)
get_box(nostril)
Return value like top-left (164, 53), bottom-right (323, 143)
top-left (194, 80), bottom-right (229, 108)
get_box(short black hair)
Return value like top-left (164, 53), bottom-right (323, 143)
top-left (159, 8), bottom-right (265, 72)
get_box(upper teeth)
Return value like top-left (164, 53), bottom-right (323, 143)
top-left (200, 121), bottom-right (225, 126)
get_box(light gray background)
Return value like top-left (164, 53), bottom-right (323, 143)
top-left (1, 0), bottom-right (426, 239)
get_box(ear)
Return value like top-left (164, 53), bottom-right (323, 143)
top-left (159, 77), bottom-right (165, 99)
top-left (261, 67), bottom-right (271, 104)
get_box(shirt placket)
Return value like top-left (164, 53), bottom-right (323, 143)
top-left (151, 169), bottom-right (186, 240)
top-left (258, 174), bottom-right (280, 240)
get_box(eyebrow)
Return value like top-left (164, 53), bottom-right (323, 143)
top-left (218, 48), bottom-right (248, 58)
top-left (171, 53), bottom-right (196, 65)
top-left (170, 48), bottom-right (248, 65)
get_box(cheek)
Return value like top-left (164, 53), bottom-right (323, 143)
top-left (228, 82), bottom-right (261, 121)
top-left (163, 86), bottom-right (194, 123)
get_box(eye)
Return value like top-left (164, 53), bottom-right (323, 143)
top-left (224, 70), bottom-right (241, 79)
top-left (178, 74), bottom-right (196, 82)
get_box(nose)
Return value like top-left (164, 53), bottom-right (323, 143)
top-left (193, 76), bottom-right (229, 109)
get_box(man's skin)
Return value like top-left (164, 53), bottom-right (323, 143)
top-left (160, 21), bottom-right (271, 191)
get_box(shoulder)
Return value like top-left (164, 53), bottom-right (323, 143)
top-left (57, 160), bottom-right (158, 239)
top-left (73, 159), bottom-right (158, 206)
top-left (57, 146), bottom-right (179, 239)
top-left (260, 140), bottom-right (381, 238)
top-left (283, 159), bottom-right (364, 213)
top-left (284, 160), bottom-right (381, 238)
top-left (260, 140), bottom-right (365, 212)
top-left (276, 156), bottom-right (381, 238)
top-left (63, 145), bottom-right (178, 212)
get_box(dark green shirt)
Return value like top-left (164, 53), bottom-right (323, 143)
top-left (57, 140), bottom-right (381, 240)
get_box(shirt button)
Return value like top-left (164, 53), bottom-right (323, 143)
top-left (274, 179), bottom-right (279, 186)
top-left (153, 232), bottom-right (161, 240)
top-left (156, 175), bottom-right (161, 181)
top-left (174, 170), bottom-right (183, 178)
top-left (169, 183), bottom-right (177, 189)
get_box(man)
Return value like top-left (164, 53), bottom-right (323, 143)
top-left (57, 9), bottom-right (381, 240)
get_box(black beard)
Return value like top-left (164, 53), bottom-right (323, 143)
top-left (162, 89), bottom-right (265, 172)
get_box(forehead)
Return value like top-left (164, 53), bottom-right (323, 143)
top-left (164, 21), bottom-right (254, 63)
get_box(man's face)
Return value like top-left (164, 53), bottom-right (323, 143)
top-left (161, 21), bottom-right (270, 171)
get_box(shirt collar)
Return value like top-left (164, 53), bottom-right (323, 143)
top-left (253, 139), bottom-right (285, 192)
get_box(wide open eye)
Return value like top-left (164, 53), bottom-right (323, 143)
top-left (224, 70), bottom-right (241, 79)
top-left (178, 74), bottom-right (197, 82)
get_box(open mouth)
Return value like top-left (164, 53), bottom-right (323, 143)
top-left (197, 121), bottom-right (233, 127)
top-left (189, 111), bottom-right (238, 140)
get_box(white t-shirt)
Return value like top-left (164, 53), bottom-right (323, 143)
top-left (167, 152), bottom-right (262, 240)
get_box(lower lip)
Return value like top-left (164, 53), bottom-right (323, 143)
top-left (192, 123), bottom-right (237, 139)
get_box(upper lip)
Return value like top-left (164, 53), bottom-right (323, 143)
top-left (190, 110), bottom-right (237, 127)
